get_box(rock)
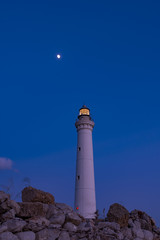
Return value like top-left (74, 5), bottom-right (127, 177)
top-left (103, 227), bottom-right (117, 236)
top-left (143, 230), bottom-right (153, 240)
top-left (0, 191), bottom-right (10, 204)
top-left (0, 231), bottom-right (19, 240)
top-left (140, 219), bottom-right (153, 231)
top-left (8, 200), bottom-right (20, 214)
top-left (1, 209), bottom-right (16, 220)
top-left (130, 210), bottom-right (155, 231)
top-left (0, 189), bottom-right (160, 240)
top-left (48, 224), bottom-right (61, 229)
top-left (128, 218), bottom-right (135, 228)
top-left (70, 235), bottom-right (79, 240)
top-left (99, 231), bottom-right (116, 240)
top-left (121, 227), bottom-right (133, 239)
top-left (153, 227), bottom-right (160, 234)
top-left (0, 199), bottom-right (20, 215)
top-left (132, 227), bottom-right (144, 239)
top-left (49, 213), bottom-right (65, 225)
top-left (77, 222), bottom-right (91, 232)
top-left (25, 217), bottom-right (50, 232)
top-left (64, 222), bottom-right (77, 232)
top-left (153, 233), bottom-right (160, 240)
top-left (5, 218), bottom-right (26, 233)
top-left (0, 224), bottom-right (8, 233)
top-left (107, 203), bottom-right (129, 228)
top-left (77, 226), bottom-right (90, 232)
top-left (58, 231), bottom-right (70, 240)
top-left (150, 218), bottom-right (156, 226)
top-left (85, 219), bottom-right (94, 228)
top-left (0, 201), bottom-right (9, 214)
top-left (117, 232), bottom-right (124, 240)
top-left (56, 203), bottom-right (73, 214)
top-left (66, 212), bottom-right (82, 226)
top-left (134, 220), bottom-right (141, 229)
top-left (98, 222), bottom-right (120, 232)
top-left (36, 228), bottom-right (60, 240)
top-left (46, 204), bottom-right (61, 219)
top-left (18, 202), bottom-right (48, 218)
top-left (16, 231), bottom-right (35, 240)
top-left (77, 231), bottom-right (88, 239)
top-left (22, 187), bottom-right (55, 204)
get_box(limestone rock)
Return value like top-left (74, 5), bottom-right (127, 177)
top-left (128, 218), bottom-right (135, 228)
top-left (8, 200), bottom-right (20, 214)
top-left (117, 232), bottom-right (124, 240)
top-left (46, 204), bottom-right (61, 219)
top-left (22, 187), bottom-right (55, 204)
top-left (0, 224), bottom-right (8, 233)
top-left (153, 227), bottom-right (160, 234)
top-left (25, 217), bottom-right (50, 232)
top-left (66, 212), bottom-right (82, 226)
top-left (16, 231), bottom-right (35, 240)
top-left (0, 191), bottom-right (10, 204)
top-left (36, 228), bottom-right (60, 240)
top-left (0, 231), bottom-right (19, 240)
top-left (0, 199), bottom-right (20, 215)
top-left (132, 227), bottom-right (144, 239)
top-left (1, 209), bottom-right (16, 220)
top-left (5, 218), bottom-right (26, 233)
top-left (85, 219), bottom-right (94, 228)
top-left (58, 231), bottom-right (70, 240)
top-left (134, 220), bottom-right (141, 229)
top-left (0, 188), bottom-right (160, 240)
top-left (0, 201), bottom-right (9, 214)
top-left (18, 202), bottom-right (48, 218)
top-left (56, 203), bottom-right (73, 214)
top-left (70, 235), bottom-right (79, 240)
top-left (107, 203), bottom-right (129, 228)
top-left (98, 221), bottom-right (120, 232)
top-left (64, 222), bottom-right (77, 232)
top-left (48, 223), bottom-right (61, 229)
top-left (121, 227), bottom-right (133, 239)
top-left (143, 229), bottom-right (153, 240)
top-left (49, 213), bottom-right (65, 225)
top-left (77, 222), bottom-right (91, 232)
top-left (103, 227), bottom-right (117, 236)
top-left (130, 210), bottom-right (155, 231)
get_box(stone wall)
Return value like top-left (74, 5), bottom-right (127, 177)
top-left (0, 187), bottom-right (160, 240)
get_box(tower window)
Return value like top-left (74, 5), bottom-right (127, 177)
top-left (78, 147), bottom-right (81, 151)
top-left (77, 175), bottom-right (80, 180)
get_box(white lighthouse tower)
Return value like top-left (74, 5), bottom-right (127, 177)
top-left (74, 105), bottom-right (96, 219)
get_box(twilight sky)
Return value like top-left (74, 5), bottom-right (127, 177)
top-left (0, 0), bottom-right (160, 224)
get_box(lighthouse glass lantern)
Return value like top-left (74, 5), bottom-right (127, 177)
top-left (79, 106), bottom-right (90, 116)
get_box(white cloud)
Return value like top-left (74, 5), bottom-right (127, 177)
top-left (0, 157), bottom-right (13, 170)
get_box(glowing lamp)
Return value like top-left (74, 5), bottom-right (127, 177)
top-left (79, 105), bottom-right (90, 116)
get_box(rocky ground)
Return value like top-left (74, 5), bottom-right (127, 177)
top-left (0, 187), bottom-right (160, 240)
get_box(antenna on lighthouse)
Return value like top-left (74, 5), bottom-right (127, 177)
top-left (74, 105), bottom-right (96, 219)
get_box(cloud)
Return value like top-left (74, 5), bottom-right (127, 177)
top-left (0, 157), bottom-right (13, 170)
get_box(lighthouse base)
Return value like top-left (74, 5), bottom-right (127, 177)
top-left (75, 188), bottom-right (96, 219)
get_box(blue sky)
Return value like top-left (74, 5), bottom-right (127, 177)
top-left (0, 0), bottom-right (160, 223)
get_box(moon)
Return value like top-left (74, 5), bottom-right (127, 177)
top-left (57, 54), bottom-right (61, 59)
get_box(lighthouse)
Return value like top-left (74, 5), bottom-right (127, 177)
top-left (74, 105), bottom-right (96, 219)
